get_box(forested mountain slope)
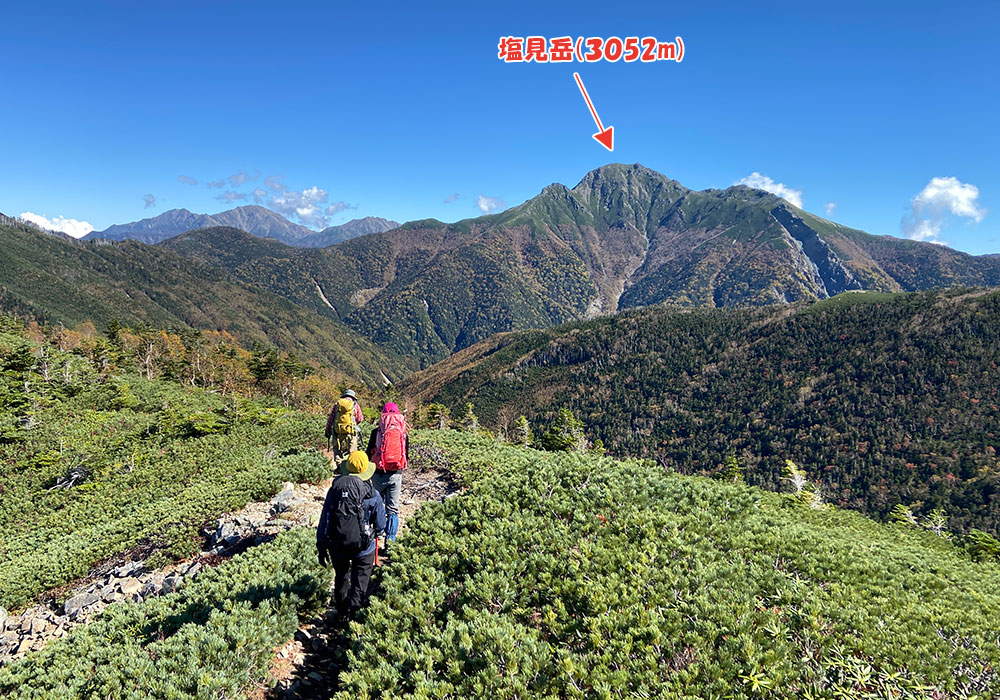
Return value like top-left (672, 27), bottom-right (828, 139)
top-left (402, 288), bottom-right (1000, 533)
top-left (0, 221), bottom-right (409, 383)
top-left (159, 164), bottom-right (1000, 366)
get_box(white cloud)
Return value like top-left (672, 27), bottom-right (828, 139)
top-left (901, 176), bottom-right (985, 245)
top-left (734, 172), bottom-right (804, 209)
top-left (20, 212), bottom-right (94, 238)
top-left (444, 193), bottom-right (460, 204)
top-left (262, 180), bottom-right (357, 228)
top-left (324, 202), bottom-right (350, 216)
top-left (269, 185), bottom-right (328, 227)
top-left (262, 175), bottom-right (284, 191)
top-left (177, 175), bottom-right (198, 185)
top-left (824, 202), bottom-right (837, 217)
top-left (216, 190), bottom-right (249, 204)
top-left (476, 194), bottom-right (505, 214)
top-left (228, 174), bottom-right (357, 228)
top-left (143, 193), bottom-right (157, 209)
top-left (228, 169), bottom-right (260, 188)
top-left (912, 176), bottom-right (985, 221)
top-left (206, 179), bottom-right (225, 189)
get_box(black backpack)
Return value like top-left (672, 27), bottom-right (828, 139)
top-left (320, 474), bottom-right (372, 556)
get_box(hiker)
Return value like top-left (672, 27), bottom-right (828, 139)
top-left (367, 402), bottom-right (409, 544)
top-left (316, 450), bottom-right (386, 618)
top-left (325, 389), bottom-right (364, 470)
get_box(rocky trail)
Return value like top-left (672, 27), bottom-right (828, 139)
top-left (0, 478), bottom-right (329, 665)
top-left (0, 443), bottom-right (460, 700)
top-left (266, 445), bottom-right (459, 699)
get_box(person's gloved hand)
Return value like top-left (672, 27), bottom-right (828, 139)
top-left (317, 544), bottom-right (330, 566)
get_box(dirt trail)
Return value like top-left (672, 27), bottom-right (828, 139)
top-left (265, 445), bottom-right (459, 700)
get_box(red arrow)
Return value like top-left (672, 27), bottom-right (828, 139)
top-left (573, 72), bottom-right (614, 151)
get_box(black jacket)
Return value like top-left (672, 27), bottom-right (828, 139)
top-left (317, 476), bottom-right (386, 558)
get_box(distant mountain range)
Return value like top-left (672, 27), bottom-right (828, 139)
top-left (297, 217), bottom-right (400, 247)
top-left (157, 164), bottom-right (1000, 364)
top-left (82, 205), bottom-right (399, 247)
top-left (6, 163), bottom-right (1000, 371)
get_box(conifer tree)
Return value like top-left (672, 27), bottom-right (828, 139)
top-left (455, 402), bottom-right (479, 432)
top-left (717, 454), bottom-right (744, 483)
top-left (783, 459), bottom-right (808, 494)
top-left (512, 415), bottom-right (532, 446)
top-left (890, 504), bottom-right (918, 526)
top-left (426, 403), bottom-right (450, 430)
top-left (923, 509), bottom-right (951, 538)
top-left (539, 408), bottom-right (587, 452)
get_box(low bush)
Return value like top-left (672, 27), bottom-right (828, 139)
top-left (338, 431), bottom-right (1000, 699)
top-left (0, 528), bottom-right (332, 698)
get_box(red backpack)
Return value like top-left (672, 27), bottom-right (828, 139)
top-left (375, 409), bottom-right (407, 471)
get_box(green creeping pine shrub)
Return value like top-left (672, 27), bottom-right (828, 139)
top-left (0, 528), bottom-right (333, 699)
top-left (338, 432), bottom-right (1000, 700)
top-left (0, 417), bottom-right (331, 610)
top-left (0, 344), bottom-right (331, 611)
top-left (270, 450), bottom-right (333, 484)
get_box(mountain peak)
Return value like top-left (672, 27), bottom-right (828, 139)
top-left (722, 184), bottom-right (787, 204)
top-left (224, 204), bottom-right (281, 216)
top-left (205, 206), bottom-right (313, 242)
top-left (296, 216), bottom-right (401, 247)
top-left (85, 206), bottom-right (397, 248)
top-left (573, 163), bottom-right (679, 190)
top-left (82, 208), bottom-right (213, 244)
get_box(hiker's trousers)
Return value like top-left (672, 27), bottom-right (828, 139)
top-left (372, 469), bottom-right (402, 516)
top-left (331, 550), bottom-right (376, 615)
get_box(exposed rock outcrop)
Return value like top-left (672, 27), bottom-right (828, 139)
top-left (0, 480), bottom-right (330, 666)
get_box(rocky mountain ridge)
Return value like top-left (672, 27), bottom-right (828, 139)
top-left (159, 164), bottom-right (1000, 364)
top-left (83, 206), bottom-right (398, 247)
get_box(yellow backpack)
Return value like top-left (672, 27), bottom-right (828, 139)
top-left (334, 397), bottom-right (357, 435)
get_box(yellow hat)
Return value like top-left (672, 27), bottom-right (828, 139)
top-left (346, 450), bottom-right (376, 481)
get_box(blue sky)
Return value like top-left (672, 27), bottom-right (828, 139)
top-left (1, 1), bottom-right (997, 252)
